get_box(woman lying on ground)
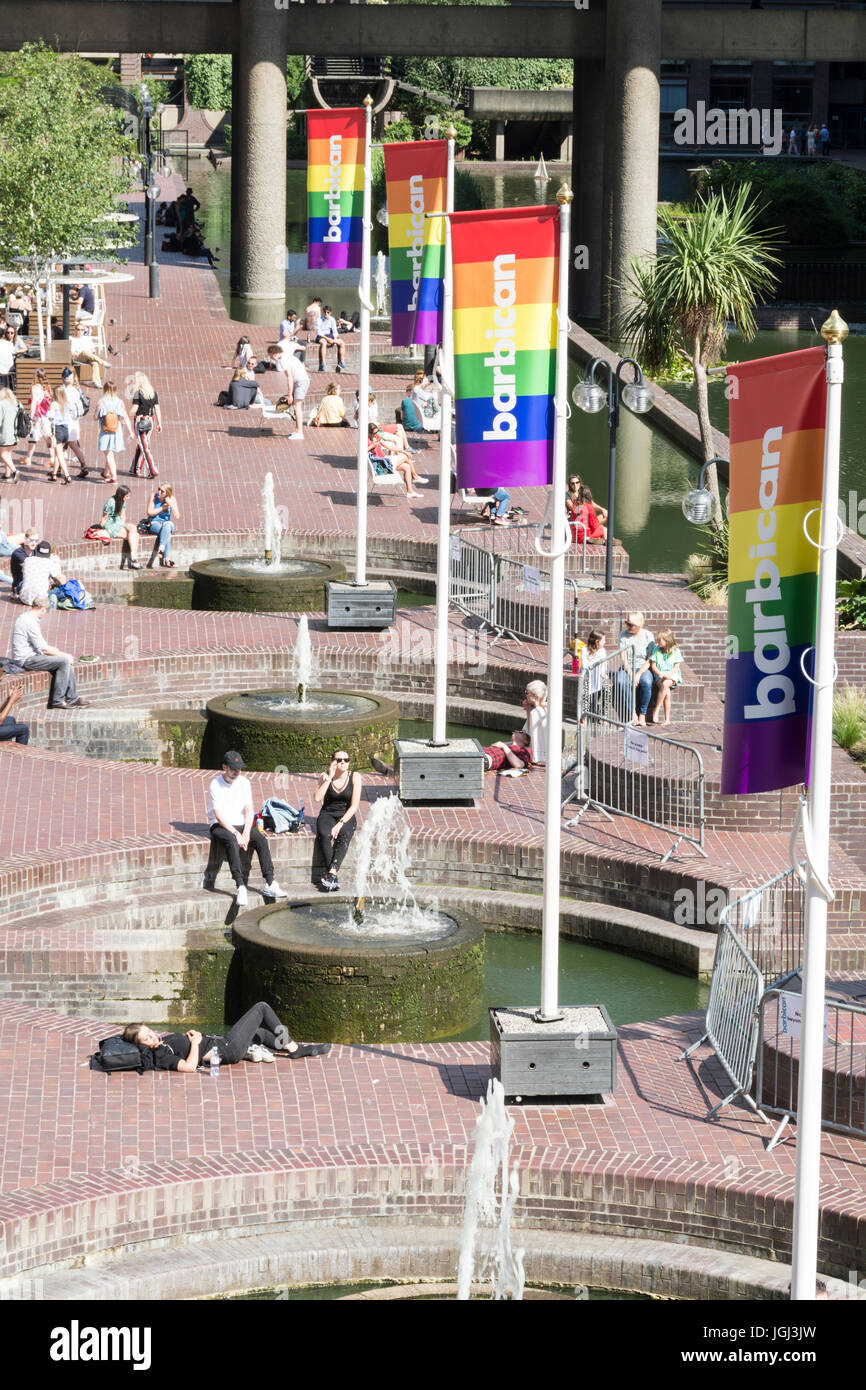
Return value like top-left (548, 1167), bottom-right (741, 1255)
top-left (123, 1002), bottom-right (331, 1069)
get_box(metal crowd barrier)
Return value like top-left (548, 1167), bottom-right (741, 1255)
top-left (722, 867), bottom-right (804, 990)
top-left (679, 923), bottom-right (768, 1119)
top-left (449, 529), bottom-right (579, 648)
top-left (678, 866), bottom-right (808, 1121)
top-left (756, 987), bottom-right (866, 1148)
top-left (564, 708), bottom-right (707, 862)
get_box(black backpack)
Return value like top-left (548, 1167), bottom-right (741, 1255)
top-left (90, 1034), bottom-right (145, 1074)
top-left (15, 405), bottom-right (30, 439)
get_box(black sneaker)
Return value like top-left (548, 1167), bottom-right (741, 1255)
top-left (318, 874), bottom-right (334, 892)
top-left (327, 876), bottom-right (340, 893)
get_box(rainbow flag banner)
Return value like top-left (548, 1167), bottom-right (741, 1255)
top-left (383, 140), bottom-right (447, 346)
top-left (450, 204), bottom-right (559, 489)
top-left (307, 107), bottom-right (365, 270)
top-left (722, 346), bottom-right (827, 794)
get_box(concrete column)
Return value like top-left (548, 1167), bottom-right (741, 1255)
top-left (559, 122), bottom-right (571, 163)
top-left (751, 61), bottom-right (773, 115)
top-left (230, 48), bottom-right (244, 295)
top-left (607, 0), bottom-right (662, 337)
top-left (812, 62), bottom-right (830, 125)
top-left (571, 59), bottom-right (606, 325)
top-left (494, 120), bottom-right (506, 161)
top-left (235, 0), bottom-right (287, 305)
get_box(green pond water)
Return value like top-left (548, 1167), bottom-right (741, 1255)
top-left (186, 165), bottom-right (866, 576)
top-left (176, 926), bottom-right (707, 1042)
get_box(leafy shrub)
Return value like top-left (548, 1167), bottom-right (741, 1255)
top-left (687, 514), bottom-right (729, 601)
top-left (833, 685), bottom-right (866, 751)
top-left (837, 577), bottom-right (866, 630)
top-left (184, 55), bottom-right (232, 110)
top-left (705, 159), bottom-right (864, 245)
top-left (383, 117), bottom-right (415, 144)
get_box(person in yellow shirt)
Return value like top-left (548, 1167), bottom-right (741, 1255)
top-left (311, 382), bottom-right (348, 427)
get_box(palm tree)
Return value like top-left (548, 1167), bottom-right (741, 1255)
top-left (618, 184), bottom-right (782, 521)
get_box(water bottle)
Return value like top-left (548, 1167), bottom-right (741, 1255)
top-left (48, 591), bottom-right (58, 610)
top-left (210, 1049), bottom-right (220, 1079)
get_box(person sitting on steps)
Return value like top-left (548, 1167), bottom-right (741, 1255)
top-left (207, 749), bottom-right (289, 909)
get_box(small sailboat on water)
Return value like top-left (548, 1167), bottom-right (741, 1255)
top-left (534, 153), bottom-right (549, 181)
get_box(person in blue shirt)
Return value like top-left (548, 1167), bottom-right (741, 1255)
top-left (400, 393), bottom-right (423, 432)
top-left (315, 306), bottom-right (346, 373)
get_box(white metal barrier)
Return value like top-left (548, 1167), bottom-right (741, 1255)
top-left (565, 708), bottom-right (707, 862)
top-left (449, 528), bottom-right (580, 648)
top-left (723, 867), bottom-right (804, 990)
top-left (678, 866), bottom-right (807, 1121)
top-left (679, 923), bottom-right (767, 1118)
top-left (756, 987), bottom-right (866, 1148)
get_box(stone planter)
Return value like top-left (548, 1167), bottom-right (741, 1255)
top-left (490, 1004), bottom-right (617, 1099)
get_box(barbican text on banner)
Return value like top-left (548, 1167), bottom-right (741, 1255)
top-left (450, 204), bottom-right (559, 490)
top-left (307, 107), bottom-right (365, 270)
top-left (383, 140), bottom-right (447, 347)
top-left (722, 346), bottom-right (827, 795)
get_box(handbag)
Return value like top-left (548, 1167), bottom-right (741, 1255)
top-left (137, 516), bottom-right (152, 535)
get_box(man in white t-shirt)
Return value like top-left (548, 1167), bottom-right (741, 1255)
top-left (207, 750), bottom-right (289, 908)
top-left (267, 344), bottom-right (310, 442)
top-left (315, 306), bottom-right (346, 373)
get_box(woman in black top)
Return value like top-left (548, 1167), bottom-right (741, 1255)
top-left (313, 749), bottom-right (363, 892)
top-left (130, 371), bottom-right (162, 478)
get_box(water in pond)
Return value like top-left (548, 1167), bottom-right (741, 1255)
top-left (397, 718), bottom-right (500, 746)
top-left (225, 690), bottom-right (378, 720)
top-left (173, 925), bottom-right (707, 1040)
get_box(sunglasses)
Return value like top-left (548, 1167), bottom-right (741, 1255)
top-left (334, 756), bottom-right (349, 762)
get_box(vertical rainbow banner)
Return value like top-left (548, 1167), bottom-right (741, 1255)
top-left (307, 107), bottom-right (365, 270)
top-left (383, 140), bottom-right (447, 346)
top-left (722, 346), bottom-right (827, 794)
top-left (450, 205), bottom-right (558, 489)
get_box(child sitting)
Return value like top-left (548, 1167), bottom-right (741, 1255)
top-left (648, 629), bottom-right (683, 724)
top-left (583, 629), bottom-right (609, 711)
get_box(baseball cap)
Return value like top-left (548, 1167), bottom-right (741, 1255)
top-left (222, 750), bottom-right (245, 771)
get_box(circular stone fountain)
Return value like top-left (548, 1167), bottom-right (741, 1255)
top-left (204, 688), bottom-right (400, 772)
top-left (232, 901), bottom-right (485, 1042)
top-left (190, 556), bottom-right (346, 613)
top-left (190, 472), bottom-right (346, 612)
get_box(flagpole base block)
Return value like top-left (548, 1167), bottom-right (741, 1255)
top-left (394, 736), bottom-right (485, 804)
top-left (490, 1004), bottom-right (618, 1100)
top-left (326, 579), bottom-right (397, 630)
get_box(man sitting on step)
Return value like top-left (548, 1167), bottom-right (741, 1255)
top-left (206, 749), bottom-right (289, 908)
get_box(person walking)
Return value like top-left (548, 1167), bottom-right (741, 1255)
top-left (47, 385), bottom-right (75, 485)
top-left (820, 122), bottom-right (830, 156)
top-left (59, 368), bottom-right (90, 478)
top-left (129, 371), bottom-right (162, 479)
top-left (0, 386), bottom-right (20, 482)
top-left (312, 749), bottom-right (363, 893)
top-left (146, 484), bottom-right (180, 567)
top-left (23, 370), bottom-right (53, 470)
top-left (266, 343), bottom-right (309, 441)
top-left (9, 596), bottom-right (86, 710)
top-left (206, 750), bottom-right (289, 909)
top-left (96, 381), bottom-right (133, 484)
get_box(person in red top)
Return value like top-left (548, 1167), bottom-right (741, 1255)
top-left (575, 485), bottom-right (607, 542)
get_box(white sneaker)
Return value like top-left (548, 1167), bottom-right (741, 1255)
top-left (257, 1045), bottom-right (275, 1063)
top-left (264, 880), bottom-right (289, 900)
top-left (245, 1044), bottom-right (262, 1062)
top-left (288, 431), bottom-right (304, 441)
top-left (235, 884), bottom-right (248, 907)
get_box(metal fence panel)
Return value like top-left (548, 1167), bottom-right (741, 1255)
top-left (721, 868), bottom-right (804, 989)
top-left (449, 532), bottom-right (579, 649)
top-left (757, 987), bottom-right (866, 1146)
top-left (679, 923), bottom-right (766, 1118)
top-left (566, 709), bottom-right (706, 861)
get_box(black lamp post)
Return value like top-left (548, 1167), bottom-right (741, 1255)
top-left (572, 356), bottom-right (653, 592)
top-left (140, 84), bottom-right (160, 299)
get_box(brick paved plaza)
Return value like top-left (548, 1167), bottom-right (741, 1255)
top-left (1, 187), bottom-right (865, 1301)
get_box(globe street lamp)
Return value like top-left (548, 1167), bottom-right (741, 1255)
top-left (682, 457), bottom-right (726, 525)
top-left (573, 356), bottom-right (653, 591)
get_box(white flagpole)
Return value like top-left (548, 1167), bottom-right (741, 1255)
top-left (355, 96), bottom-right (373, 586)
top-left (431, 129), bottom-right (456, 746)
top-left (537, 183), bottom-right (572, 1023)
top-left (790, 309), bottom-right (846, 1300)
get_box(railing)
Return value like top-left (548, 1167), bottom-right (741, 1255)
top-left (680, 923), bottom-right (767, 1119)
top-left (776, 261), bottom-right (866, 305)
top-left (679, 866), bottom-right (807, 1120)
top-left (453, 522), bottom-right (595, 580)
top-left (449, 528), bottom-right (579, 649)
top-left (564, 708), bottom-right (707, 862)
top-left (757, 987), bottom-right (866, 1149)
top-left (722, 866), bottom-right (804, 990)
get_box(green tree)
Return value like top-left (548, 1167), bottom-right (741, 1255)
top-left (618, 186), bottom-right (781, 520)
top-left (0, 43), bottom-right (132, 349)
top-left (184, 54), bottom-right (232, 110)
